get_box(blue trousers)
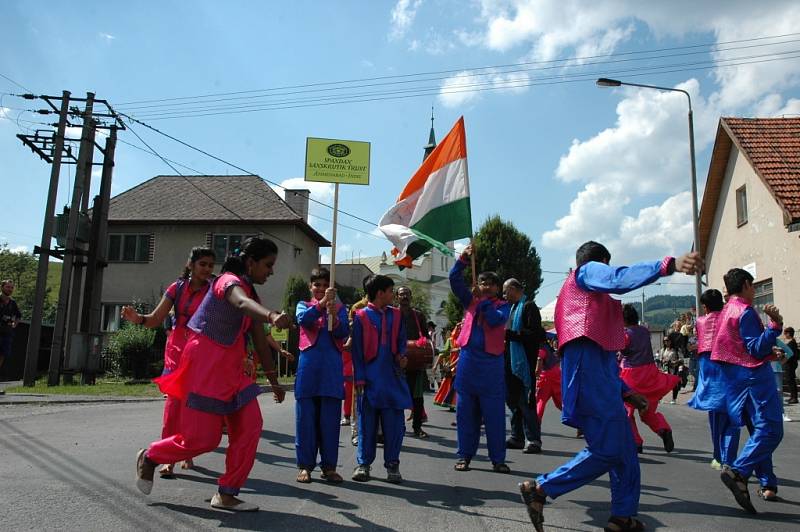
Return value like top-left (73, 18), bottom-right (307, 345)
top-left (456, 391), bottom-right (506, 464)
top-left (295, 396), bottom-right (342, 470)
top-left (736, 411), bottom-right (780, 488)
top-left (538, 340), bottom-right (640, 517)
top-left (356, 395), bottom-right (404, 468)
top-left (709, 411), bottom-right (740, 466)
top-left (722, 363), bottom-right (783, 488)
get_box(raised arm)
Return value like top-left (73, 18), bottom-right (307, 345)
top-left (449, 257), bottom-right (474, 308)
top-left (121, 294), bottom-right (174, 329)
top-left (739, 307), bottom-right (782, 359)
top-left (295, 300), bottom-right (323, 326)
top-left (227, 285), bottom-right (291, 328)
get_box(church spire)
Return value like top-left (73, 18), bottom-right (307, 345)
top-left (423, 106), bottom-right (437, 161)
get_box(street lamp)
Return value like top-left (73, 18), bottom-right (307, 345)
top-left (596, 77), bottom-right (703, 316)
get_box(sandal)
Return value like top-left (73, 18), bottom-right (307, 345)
top-left (296, 469), bottom-right (312, 483)
top-left (604, 516), bottom-right (645, 532)
top-left (159, 464), bottom-right (175, 479)
top-left (758, 486), bottom-right (778, 501)
top-left (181, 459), bottom-right (194, 470)
top-left (413, 429), bottom-right (429, 439)
top-left (454, 459), bottom-right (471, 472)
top-left (321, 469), bottom-right (344, 484)
top-left (519, 480), bottom-right (546, 532)
top-left (492, 462), bottom-right (511, 474)
top-left (720, 467), bottom-right (757, 514)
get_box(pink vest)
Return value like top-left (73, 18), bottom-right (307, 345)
top-left (357, 305), bottom-right (401, 363)
top-left (554, 270), bottom-right (625, 352)
top-left (696, 311), bottom-right (720, 354)
top-left (456, 297), bottom-right (506, 356)
top-left (711, 296), bottom-right (766, 368)
top-left (298, 300), bottom-right (345, 352)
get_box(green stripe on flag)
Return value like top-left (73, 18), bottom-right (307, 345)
top-left (408, 196), bottom-right (472, 257)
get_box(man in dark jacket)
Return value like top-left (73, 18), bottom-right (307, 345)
top-left (503, 278), bottom-right (545, 453)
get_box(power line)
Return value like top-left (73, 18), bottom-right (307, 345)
top-left (117, 37), bottom-right (800, 116)
top-left (115, 111), bottom-right (381, 230)
top-left (0, 72), bottom-right (31, 93)
top-left (115, 31), bottom-right (800, 108)
top-left (125, 51), bottom-right (800, 120)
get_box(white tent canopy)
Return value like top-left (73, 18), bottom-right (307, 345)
top-left (539, 298), bottom-right (557, 322)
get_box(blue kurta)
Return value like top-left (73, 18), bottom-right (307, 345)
top-left (720, 306), bottom-right (783, 487)
top-left (294, 300), bottom-right (350, 470)
top-left (538, 259), bottom-right (666, 517)
top-left (449, 259), bottom-right (511, 464)
top-left (294, 301), bottom-right (350, 399)
top-left (351, 305), bottom-right (411, 469)
top-left (351, 306), bottom-right (411, 410)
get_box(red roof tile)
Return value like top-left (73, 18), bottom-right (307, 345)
top-left (722, 117), bottom-right (800, 220)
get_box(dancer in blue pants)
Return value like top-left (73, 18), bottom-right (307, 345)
top-left (351, 274), bottom-right (411, 484)
top-left (518, 241), bottom-right (701, 532)
top-left (449, 244), bottom-right (511, 473)
top-left (295, 267), bottom-right (350, 484)
top-left (714, 268), bottom-right (784, 513)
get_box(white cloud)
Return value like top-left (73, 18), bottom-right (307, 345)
top-left (9, 245), bottom-right (29, 253)
top-left (320, 253), bottom-right (331, 264)
top-left (438, 69), bottom-right (531, 107)
top-left (389, 0), bottom-right (423, 41)
top-left (497, 1), bottom-right (800, 263)
top-left (99, 32), bottom-right (115, 41)
top-left (361, 59), bottom-right (375, 68)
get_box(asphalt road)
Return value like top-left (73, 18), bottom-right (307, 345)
top-left (1, 389), bottom-right (799, 531)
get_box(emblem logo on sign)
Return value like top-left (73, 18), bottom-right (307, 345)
top-left (327, 143), bottom-right (351, 158)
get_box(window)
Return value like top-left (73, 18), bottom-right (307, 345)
top-left (736, 185), bottom-right (748, 226)
top-left (753, 278), bottom-right (774, 324)
top-left (212, 234), bottom-right (257, 259)
top-left (108, 234), bottom-right (151, 262)
top-left (101, 304), bottom-right (123, 332)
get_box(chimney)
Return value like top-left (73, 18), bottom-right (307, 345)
top-left (285, 189), bottom-right (310, 222)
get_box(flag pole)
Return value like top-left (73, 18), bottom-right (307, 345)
top-left (470, 239), bottom-right (477, 286)
top-left (328, 183), bottom-right (340, 331)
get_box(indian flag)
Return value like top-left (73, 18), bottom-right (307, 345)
top-left (379, 116), bottom-right (472, 268)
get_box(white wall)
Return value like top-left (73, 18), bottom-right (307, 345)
top-left (705, 147), bottom-right (800, 327)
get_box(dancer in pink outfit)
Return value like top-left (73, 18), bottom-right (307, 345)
top-left (121, 246), bottom-right (215, 477)
top-left (619, 304), bottom-right (680, 454)
top-left (135, 237), bottom-right (291, 512)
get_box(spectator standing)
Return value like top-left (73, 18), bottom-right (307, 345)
top-left (783, 327), bottom-right (798, 404)
top-left (0, 279), bottom-right (22, 386)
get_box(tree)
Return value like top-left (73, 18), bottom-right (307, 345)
top-left (396, 280), bottom-right (432, 319)
top-left (282, 275), bottom-right (311, 370)
top-left (443, 292), bottom-right (464, 329)
top-left (469, 215), bottom-right (543, 298)
top-left (0, 244), bottom-right (58, 323)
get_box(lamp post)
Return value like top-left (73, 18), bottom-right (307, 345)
top-left (596, 77), bottom-right (703, 316)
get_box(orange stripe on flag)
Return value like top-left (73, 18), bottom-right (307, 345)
top-left (397, 116), bottom-right (466, 201)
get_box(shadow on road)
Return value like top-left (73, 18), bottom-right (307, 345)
top-left (149, 504), bottom-right (395, 531)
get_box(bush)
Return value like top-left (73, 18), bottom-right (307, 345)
top-left (106, 323), bottom-right (157, 379)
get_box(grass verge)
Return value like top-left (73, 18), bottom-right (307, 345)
top-left (5, 376), bottom-right (296, 397)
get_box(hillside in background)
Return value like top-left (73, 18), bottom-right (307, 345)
top-left (628, 294), bottom-right (695, 331)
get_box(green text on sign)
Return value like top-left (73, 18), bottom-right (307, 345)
top-left (305, 137), bottom-right (370, 185)
top-left (271, 327), bottom-right (289, 342)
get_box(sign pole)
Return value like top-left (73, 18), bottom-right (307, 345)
top-left (328, 182), bottom-right (340, 331)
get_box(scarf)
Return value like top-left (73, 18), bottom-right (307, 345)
top-left (509, 296), bottom-right (532, 394)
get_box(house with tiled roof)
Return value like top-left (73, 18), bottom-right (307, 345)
top-left (100, 175), bottom-right (329, 331)
top-left (699, 117), bottom-right (800, 327)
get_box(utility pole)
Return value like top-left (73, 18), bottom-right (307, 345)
top-left (21, 91), bottom-right (71, 387)
top-left (642, 290), bottom-right (646, 326)
top-left (17, 91), bottom-right (122, 386)
top-left (80, 126), bottom-right (117, 384)
top-left (48, 93), bottom-right (96, 386)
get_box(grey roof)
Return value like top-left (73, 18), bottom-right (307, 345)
top-left (108, 175), bottom-right (329, 245)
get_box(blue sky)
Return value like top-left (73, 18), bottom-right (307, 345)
top-left (3, 1), bottom-right (800, 305)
